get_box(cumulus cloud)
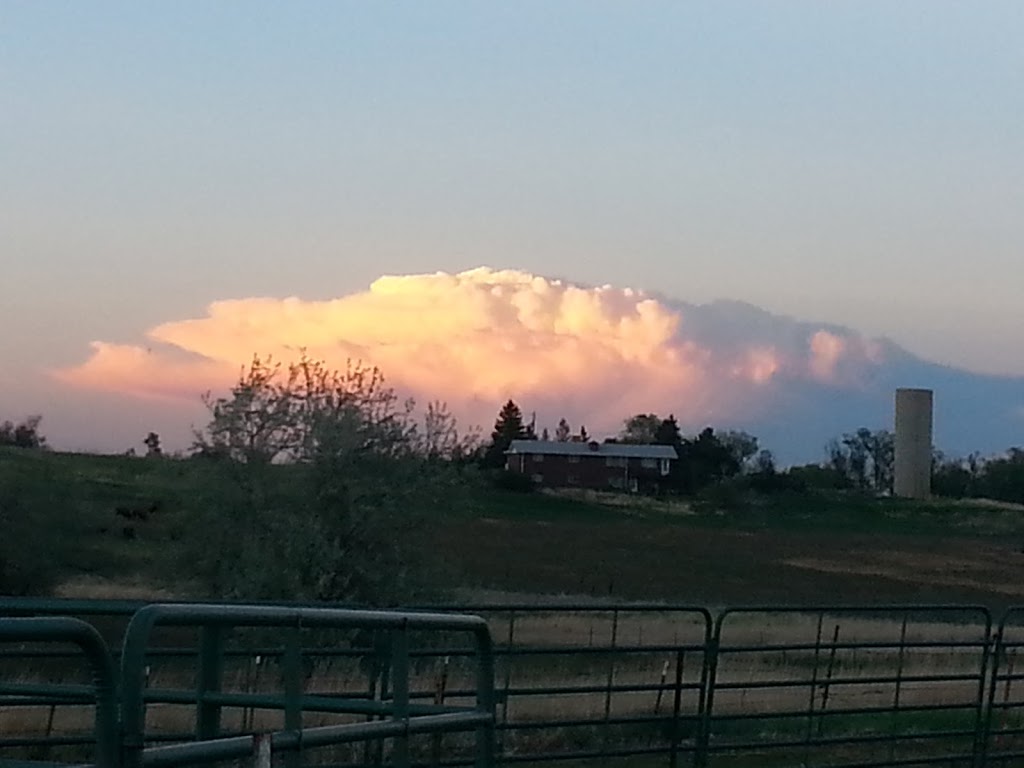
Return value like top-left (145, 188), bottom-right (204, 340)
top-left (55, 267), bottom-right (890, 436)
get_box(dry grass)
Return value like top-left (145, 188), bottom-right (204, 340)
top-left (543, 488), bottom-right (697, 517)
top-left (54, 575), bottom-right (179, 601)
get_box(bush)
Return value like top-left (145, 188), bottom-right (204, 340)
top-left (0, 415), bottom-right (46, 449)
top-left (786, 464), bottom-right (851, 491)
top-left (749, 470), bottom-right (806, 494)
top-left (0, 453), bottom-right (72, 595)
top-left (693, 479), bottom-right (750, 513)
top-left (490, 470), bottom-right (535, 493)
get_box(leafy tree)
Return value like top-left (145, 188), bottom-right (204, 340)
top-left (677, 427), bottom-right (740, 492)
top-left (0, 416), bottom-right (46, 449)
top-left (789, 462), bottom-right (851, 491)
top-left (483, 400), bottom-right (528, 468)
top-left (416, 400), bottom-right (479, 461)
top-left (827, 428), bottom-right (894, 492)
top-left (620, 413), bottom-right (661, 444)
top-left (932, 455), bottom-right (976, 499)
top-left (197, 354), bottom-right (413, 464)
top-left (654, 415), bottom-right (682, 447)
top-left (555, 418), bottom-right (572, 442)
top-left (826, 439), bottom-right (849, 481)
top-left (978, 448), bottom-right (1024, 504)
top-left (754, 449), bottom-right (776, 475)
top-left (932, 451), bottom-right (984, 499)
top-left (187, 353), bottom-right (467, 604)
top-left (144, 432), bottom-right (162, 457)
top-left (541, 427), bottom-right (550, 441)
top-left (930, 447), bottom-right (1024, 504)
top-left (579, 425), bottom-right (589, 441)
top-left (719, 430), bottom-right (760, 471)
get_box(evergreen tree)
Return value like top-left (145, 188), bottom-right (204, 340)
top-left (555, 418), bottom-right (571, 442)
top-left (484, 399), bottom-right (528, 467)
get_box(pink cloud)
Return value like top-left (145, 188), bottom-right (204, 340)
top-left (55, 268), bottom-right (885, 435)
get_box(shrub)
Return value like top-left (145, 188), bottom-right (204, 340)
top-left (490, 469), bottom-right (535, 493)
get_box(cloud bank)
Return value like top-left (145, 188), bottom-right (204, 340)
top-left (56, 267), bottom-right (896, 443)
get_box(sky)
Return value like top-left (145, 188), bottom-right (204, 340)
top-left (3, 2), bottom-right (1023, 454)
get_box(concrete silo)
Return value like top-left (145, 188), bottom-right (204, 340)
top-left (893, 388), bottom-right (933, 499)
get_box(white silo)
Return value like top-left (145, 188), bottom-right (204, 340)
top-left (893, 388), bottom-right (933, 499)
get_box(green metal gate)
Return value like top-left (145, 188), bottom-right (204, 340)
top-left (0, 617), bottom-right (119, 768)
top-left (702, 605), bottom-right (992, 768)
top-left (6, 599), bottom-right (1024, 767)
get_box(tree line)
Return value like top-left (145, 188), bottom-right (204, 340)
top-left (6, 387), bottom-right (1024, 507)
top-left (479, 399), bottom-right (1024, 504)
top-left (7, 391), bottom-right (1024, 505)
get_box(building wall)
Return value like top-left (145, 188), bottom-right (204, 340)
top-left (507, 452), bottom-right (670, 492)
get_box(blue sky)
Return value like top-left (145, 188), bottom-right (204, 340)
top-left (3, 2), bottom-right (1023, 450)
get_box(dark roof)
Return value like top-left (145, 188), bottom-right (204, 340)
top-left (506, 440), bottom-right (678, 460)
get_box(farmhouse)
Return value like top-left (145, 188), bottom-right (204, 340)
top-left (505, 439), bottom-right (678, 493)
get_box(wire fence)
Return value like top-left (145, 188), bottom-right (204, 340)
top-left (3, 599), bottom-right (1024, 767)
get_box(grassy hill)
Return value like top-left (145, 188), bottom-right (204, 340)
top-left (3, 446), bottom-right (1024, 608)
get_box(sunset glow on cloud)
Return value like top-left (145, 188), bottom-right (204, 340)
top-left (55, 268), bottom-right (889, 435)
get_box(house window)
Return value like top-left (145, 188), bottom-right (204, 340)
top-left (641, 458), bottom-right (657, 469)
top-left (568, 455), bottom-right (580, 464)
top-left (531, 474), bottom-right (544, 484)
top-left (532, 454), bottom-right (544, 463)
top-left (605, 457), bottom-right (626, 468)
top-left (567, 474), bottom-right (579, 485)
top-left (630, 478), bottom-right (639, 493)
top-left (660, 458), bottom-right (670, 476)
top-left (608, 476), bottom-right (625, 489)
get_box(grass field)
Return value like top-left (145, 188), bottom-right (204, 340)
top-left (3, 445), bottom-right (1024, 609)
top-left (6, 445), bottom-right (1024, 766)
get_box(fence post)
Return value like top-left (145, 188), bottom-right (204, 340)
top-left (804, 612), bottom-right (825, 746)
top-left (695, 616), bottom-right (721, 768)
top-left (668, 650), bottom-right (684, 768)
top-left (817, 624), bottom-right (840, 738)
top-left (431, 655), bottom-right (451, 767)
top-left (283, 626), bottom-right (303, 768)
top-left (196, 625), bottom-right (224, 740)
top-left (474, 621), bottom-right (497, 768)
top-left (602, 610), bottom-right (619, 756)
top-left (888, 614), bottom-right (908, 764)
top-left (976, 610), bottom-right (1000, 768)
top-left (493, 609), bottom-right (515, 764)
top-left (392, 623), bottom-right (412, 768)
top-left (253, 732), bottom-right (272, 768)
